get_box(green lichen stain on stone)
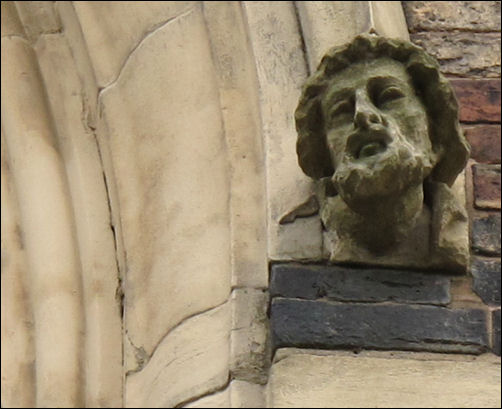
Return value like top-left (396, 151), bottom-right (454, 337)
top-left (295, 33), bottom-right (470, 273)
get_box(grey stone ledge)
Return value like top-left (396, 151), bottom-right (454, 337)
top-left (270, 263), bottom-right (451, 305)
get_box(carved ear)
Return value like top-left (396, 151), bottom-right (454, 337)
top-left (295, 96), bottom-right (334, 179)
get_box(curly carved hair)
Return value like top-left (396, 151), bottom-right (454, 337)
top-left (295, 33), bottom-right (469, 187)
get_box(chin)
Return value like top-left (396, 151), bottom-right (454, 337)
top-left (333, 143), bottom-right (428, 210)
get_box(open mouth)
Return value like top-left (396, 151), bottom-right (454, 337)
top-left (346, 127), bottom-right (392, 161)
top-left (357, 141), bottom-right (386, 159)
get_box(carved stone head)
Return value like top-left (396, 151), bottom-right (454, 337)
top-left (295, 34), bottom-right (470, 272)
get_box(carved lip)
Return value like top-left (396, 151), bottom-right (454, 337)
top-left (346, 127), bottom-right (392, 160)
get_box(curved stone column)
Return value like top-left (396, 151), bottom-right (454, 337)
top-left (1, 10), bottom-right (85, 407)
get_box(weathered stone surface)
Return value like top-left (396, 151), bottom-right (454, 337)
top-left (268, 349), bottom-right (502, 408)
top-left (270, 263), bottom-right (451, 305)
top-left (296, 34), bottom-right (470, 272)
top-left (184, 388), bottom-right (230, 408)
top-left (471, 212), bottom-right (501, 256)
top-left (271, 298), bottom-right (488, 353)
top-left (404, 1), bottom-right (501, 32)
top-left (273, 217), bottom-right (324, 261)
top-left (202, 2), bottom-right (268, 288)
top-left (452, 79), bottom-right (501, 123)
top-left (231, 289), bottom-right (270, 384)
top-left (410, 32), bottom-right (501, 78)
top-left (464, 125), bottom-right (501, 164)
top-left (74, 2), bottom-right (192, 87)
top-left (493, 309), bottom-right (501, 356)
top-left (100, 6), bottom-right (232, 359)
top-left (1, 35), bottom-right (85, 408)
top-left (14, 1), bottom-right (61, 41)
top-left (244, 2), bottom-right (322, 261)
top-left (1, 131), bottom-right (35, 408)
top-left (1, 1), bottom-right (26, 37)
top-left (184, 380), bottom-right (265, 408)
top-left (245, 1), bottom-right (410, 262)
top-left (471, 258), bottom-right (501, 306)
top-left (56, 2), bottom-right (100, 131)
top-left (296, 1), bottom-right (409, 71)
top-left (369, 1), bottom-right (411, 42)
top-left (34, 34), bottom-right (123, 407)
top-left (230, 380), bottom-right (265, 409)
top-left (473, 164), bottom-right (501, 209)
top-left (126, 302), bottom-right (230, 408)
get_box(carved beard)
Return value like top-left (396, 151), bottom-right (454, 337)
top-left (332, 135), bottom-right (432, 214)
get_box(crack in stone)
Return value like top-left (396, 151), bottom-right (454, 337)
top-left (79, 91), bottom-right (127, 382)
top-left (0, 34), bottom-right (28, 41)
top-left (127, 298), bottom-right (230, 377)
top-left (125, 329), bottom-right (150, 376)
top-left (98, 6), bottom-right (196, 94)
top-left (292, 2), bottom-right (311, 76)
top-left (173, 373), bottom-right (232, 408)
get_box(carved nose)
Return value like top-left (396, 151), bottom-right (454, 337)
top-left (354, 91), bottom-right (382, 129)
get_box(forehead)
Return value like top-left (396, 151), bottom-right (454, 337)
top-left (323, 57), bottom-right (412, 97)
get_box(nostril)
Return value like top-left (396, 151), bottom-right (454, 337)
top-left (369, 113), bottom-right (382, 124)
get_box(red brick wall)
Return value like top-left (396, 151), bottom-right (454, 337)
top-left (403, 1), bottom-right (501, 355)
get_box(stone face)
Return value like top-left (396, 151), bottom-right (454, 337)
top-left (473, 164), bottom-right (501, 209)
top-left (271, 298), bottom-right (489, 354)
top-left (452, 79), bottom-right (501, 123)
top-left (268, 350), bottom-right (502, 408)
top-left (295, 34), bottom-right (470, 272)
top-left (464, 125), bottom-right (501, 164)
top-left (270, 264), bottom-right (451, 305)
top-left (126, 302), bottom-right (230, 408)
top-left (471, 212), bottom-right (501, 256)
top-left (409, 32), bottom-right (501, 78)
top-left (471, 258), bottom-right (501, 306)
top-left (493, 309), bottom-right (501, 356)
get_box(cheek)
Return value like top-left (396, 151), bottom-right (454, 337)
top-left (389, 108), bottom-right (430, 147)
top-left (326, 129), bottom-right (350, 166)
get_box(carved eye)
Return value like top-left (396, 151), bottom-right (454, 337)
top-left (377, 86), bottom-right (404, 106)
top-left (330, 99), bottom-right (353, 119)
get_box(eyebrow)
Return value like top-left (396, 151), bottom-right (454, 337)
top-left (324, 75), bottom-right (410, 107)
top-left (323, 87), bottom-right (353, 108)
top-left (368, 76), bottom-right (408, 89)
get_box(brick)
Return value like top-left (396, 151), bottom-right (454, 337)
top-left (451, 79), bottom-right (501, 123)
top-left (464, 125), bottom-right (501, 164)
top-left (410, 32), bottom-right (500, 78)
top-left (271, 298), bottom-right (488, 354)
top-left (473, 164), bottom-right (501, 209)
top-left (471, 212), bottom-right (501, 256)
top-left (403, 1), bottom-right (501, 32)
top-left (471, 258), bottom-right (501, 306)
top-left (493, 309), bottom-right (501, 356)
top-left (270, 263), bottom-right (450, 305)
